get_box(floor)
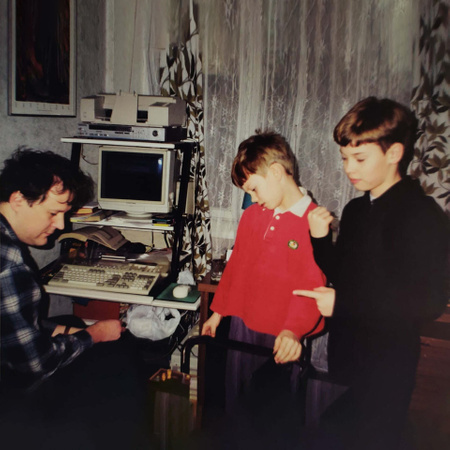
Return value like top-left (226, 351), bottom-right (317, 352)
top-left (406, 335), bottom-right (450, 450)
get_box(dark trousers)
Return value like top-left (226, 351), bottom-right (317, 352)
top-left (303, 346), bottom-right (420, 450)
top-left (0, 327), bottom-right (152, 450)
top-left (187, 317), bottom-right (306, 450)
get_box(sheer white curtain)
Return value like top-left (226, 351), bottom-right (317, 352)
top-left (196, 0), bottom-right (420, 251)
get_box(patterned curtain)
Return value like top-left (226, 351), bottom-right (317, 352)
top-left (160, 0), bottom-right (212, 279)
top-left (410, 0), bottom-right (450, 215)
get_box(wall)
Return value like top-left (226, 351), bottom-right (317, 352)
top-left (0, 0), bottom-right (107, 268)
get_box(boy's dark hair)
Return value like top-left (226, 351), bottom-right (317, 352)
top-left (0, 147), bottom-right (94, 210)
top-left (333, 97), bottom-right (418, 177)
top-left (231, 130), bottom-right (296, 187)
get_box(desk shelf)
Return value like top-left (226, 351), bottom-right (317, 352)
top-left (71, 212), bottom-right (175, 232)
top-left (61, 137), bottom-right (183, 149)
top-left (43, 284), bottom-right (200, 311)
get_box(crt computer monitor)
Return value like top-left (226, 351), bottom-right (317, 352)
top-left (98, 146), bottom-right (177, 217)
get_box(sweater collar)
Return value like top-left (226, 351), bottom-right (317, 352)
top-left (366, 176), bottom-right (423, 206)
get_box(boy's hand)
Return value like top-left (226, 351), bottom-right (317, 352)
top-left (273, 330), bottom-right (302, 364)
top-left (293, 287), bottom-right (336, 317)
top-left (201, 312), bottom-right (222, 337)
top-left (308, 207), bottom-right (334, 238)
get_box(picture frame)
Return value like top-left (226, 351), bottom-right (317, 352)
top-left (8, 0), bottom-right (76, 117)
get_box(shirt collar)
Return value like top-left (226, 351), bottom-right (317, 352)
top-left (274, 186), bottom-right (312, 218)
top-left (0, 213), bottom-right (17, 241)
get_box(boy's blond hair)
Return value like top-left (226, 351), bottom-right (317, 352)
top-left (231, 130), bottom-right (296, 187)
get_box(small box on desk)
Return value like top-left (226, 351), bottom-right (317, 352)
top-left (73, 299), bottom-right (121, 321)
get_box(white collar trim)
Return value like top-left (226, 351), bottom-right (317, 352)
top-left (274, 186), bottom-right (312, 218)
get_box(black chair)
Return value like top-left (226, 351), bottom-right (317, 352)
top-left (180, 334), bottom-right (313, 426)
top-left (181, 334), bottom-right (311, 373)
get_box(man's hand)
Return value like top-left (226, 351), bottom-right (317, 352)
top-left (273, 330), bottom-right (302, 364)
top-left (86, 319), bottom-right (124, 343)
top-left (308, 207), bottom-right (334, 238)
top-left (293, 287), bottom-right (336, 317)
top-left (201, 312), bottom-right (222, 338)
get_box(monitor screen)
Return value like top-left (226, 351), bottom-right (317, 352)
top-left (98, 146), bottom-right (176, 216)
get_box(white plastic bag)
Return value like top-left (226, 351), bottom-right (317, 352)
top-left (126, 305), bottom-right (181, 340)
top-left (177, 269), bottom-right (195, 286)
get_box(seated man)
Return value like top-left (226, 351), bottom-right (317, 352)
top-left (0, 148), bottom-right (149, 449)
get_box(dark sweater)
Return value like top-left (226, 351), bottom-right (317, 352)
top-left (311, 177), bottom-right (449, 385)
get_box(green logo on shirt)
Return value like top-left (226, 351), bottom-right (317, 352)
top-left (288, 240), bottom-right (299, 250)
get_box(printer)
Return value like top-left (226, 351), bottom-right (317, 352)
top-left (77, 92), bottom-right (188, 142)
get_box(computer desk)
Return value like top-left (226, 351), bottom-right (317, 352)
top-left (42, 253), bottom-right (200, 310)
top-left (45, 265), bottom-right (213, 428)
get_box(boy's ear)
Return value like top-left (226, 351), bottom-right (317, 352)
top-left (269, 162), bottom-right (285, 180)
top-left (387, 143), bottom-right (404, 165)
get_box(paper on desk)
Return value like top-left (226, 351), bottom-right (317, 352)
top-left (99, 212), bottom-right (156, 229)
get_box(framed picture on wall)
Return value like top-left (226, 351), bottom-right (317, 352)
top-left (8, 0), bottom-right (76, 117)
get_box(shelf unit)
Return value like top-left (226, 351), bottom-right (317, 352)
top-left (42, 137), bottom-right (198, 309)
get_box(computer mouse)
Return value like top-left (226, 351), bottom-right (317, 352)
top-left (173, 285), bottom-right (191, 299)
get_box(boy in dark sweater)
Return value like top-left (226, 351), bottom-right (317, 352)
top-left (295, 97), bottom-right (449, 450)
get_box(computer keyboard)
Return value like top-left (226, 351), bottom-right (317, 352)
top-left (48, 261), bottom-right (162, 295)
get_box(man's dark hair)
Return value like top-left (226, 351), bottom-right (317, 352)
top-left (333, 97), bottom-right (418, 177)
top-left (231, 130), bottom-right (296, 187)
top-left (0, 147), bottom-right (94, 210)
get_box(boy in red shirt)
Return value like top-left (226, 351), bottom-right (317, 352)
top-left (202, 130), bottom-right (325, 413)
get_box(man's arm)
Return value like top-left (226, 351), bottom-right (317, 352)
top-left (52, 321), bottom-right (124, 343)
top-left (52, 325), bottom-right (83, 336)
top-left (1, 261), bottom-right (93, 387)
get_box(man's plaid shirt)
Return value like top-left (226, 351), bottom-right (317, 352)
top-left (0, 214), bottom-right (93, 390)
